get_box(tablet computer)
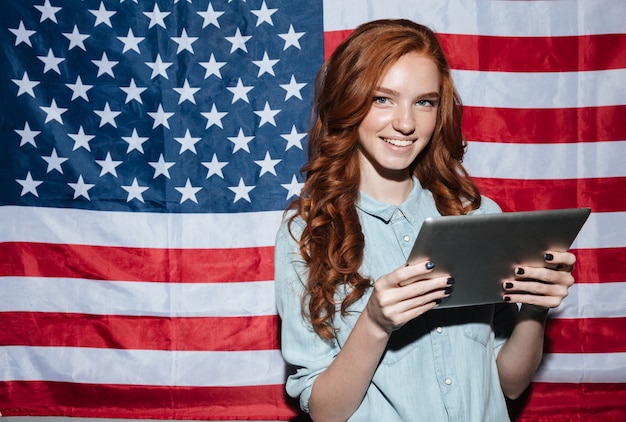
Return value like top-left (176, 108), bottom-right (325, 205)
top-left (406, 207), bottom-right (591, 308)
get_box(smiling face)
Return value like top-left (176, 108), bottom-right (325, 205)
top-left (357, 52), bottom-right (441, 190)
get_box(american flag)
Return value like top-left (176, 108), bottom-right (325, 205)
top-left (1, 0), bottom-right (625, 421)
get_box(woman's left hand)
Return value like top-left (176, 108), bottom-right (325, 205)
top-left (502, 251), bottom-right (576, 310)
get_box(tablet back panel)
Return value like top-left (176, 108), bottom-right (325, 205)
top-left (407, 207), bottom-right (591, 308)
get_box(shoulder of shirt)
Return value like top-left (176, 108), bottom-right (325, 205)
top-left (476, 195), bottom-right (503, 215)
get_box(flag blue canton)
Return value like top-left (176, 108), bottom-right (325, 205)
top-left (0, 0), bottom-right (323, 213)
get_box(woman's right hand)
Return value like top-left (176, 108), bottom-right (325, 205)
top-left (364, 261), bottom-right (453, 335)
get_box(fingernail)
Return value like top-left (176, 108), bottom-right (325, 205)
top-left (435, 299), bottom-right (442, 305)
top-left (504, 282), bottom-right (514, 289)
top-left (446, 277), bottom-right (455, 285)
top-left (516, 267), bottom-right (525, 275)
top-left (503, 296), bottom-right (511, 302)
top-left (544, 253), bottom-right (554, 261)
top-left (444, 287), bottom-right (453, 295)
top-left (425, 261), bottom-right (435, 270)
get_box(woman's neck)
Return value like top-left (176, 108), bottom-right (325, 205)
top-left (359, 172), bottom-right (414, 205)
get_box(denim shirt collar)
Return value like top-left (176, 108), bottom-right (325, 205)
top-left (355, 176), bottom-right (422, 225)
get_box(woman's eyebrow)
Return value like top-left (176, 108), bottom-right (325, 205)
top-left (374, 87), bottom-right (440, 99)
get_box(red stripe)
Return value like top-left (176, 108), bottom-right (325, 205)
top-left (510, 382), bottom-right (626, 422)
top-left (438, 33), bottom-right (626, 72)
top-left (463, 106), bottom-right (626, 144)
top-left (545, 317), bottom-right (626, 354)
top-left (474, 177), bottom-right (626, 214)
top-left (0, 242), bottom-right (274, 283)
top-left (0, 381), bottom-right (300, 419)
top-left (0, 312), bottom-right (279, 351)
top-left (324, 31), bottom-right (626, 72)
top-left (570, 248), bottom-right (626, 285)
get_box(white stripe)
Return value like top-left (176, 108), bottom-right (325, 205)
top-left (535, 352), bottom-right (626, 383)
top-left (2, 207), bottom-right (624, 250)
top-left (0, 205), bottom-right (284, 248)
top-left (323, 0), bottom-right (625, 36)
top-left (465, 141), bottom-right (626, 180)
top-left (0, 346), bottom-right (286, 386)
top-left (571, 211), bottom-right (626, 250)
top-left (453, 69), bottom-right (626, 109)
top-left (0, 277), bottom-right (276, 317)
top-left (550, 282), bottom-right (626, 319)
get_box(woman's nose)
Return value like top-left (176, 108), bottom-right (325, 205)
top-left (392, 105), bottom-right (416, 134)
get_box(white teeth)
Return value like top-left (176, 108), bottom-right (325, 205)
top-left (383, 138), bottom-right (415, 147)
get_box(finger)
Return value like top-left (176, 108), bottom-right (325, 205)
top-left (544, 250), bottom-right (576, 272)
top-left (396, 260), bottom-right (437, 287)
top-left (513, 266), bottom-right (575, 287)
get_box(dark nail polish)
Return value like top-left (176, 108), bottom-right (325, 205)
top-left (444, 287), bottom-right (453, 295)
top-left (446, 277), bottom-right (455, 285)
top-left (516, 267), bottom-right (525, 275)
top-left (425, 261), bottom-right (435, 270)
top-left (435, 299), bottom-right (442, 305)
top-left (505, 282), bottom-right (514, 289)
top-left (503, 296), bottom-right (511, 302)
top-left (544, 253), bottom-right (554, 261)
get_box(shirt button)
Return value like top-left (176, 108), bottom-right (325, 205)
top-left (445, 378), bottom-right (452, 385)
top-left (403, 235), bottom-right (410, 242)
top-left (397, 210), bottom-right (404, 217)
top-left (436, 326), bottom-right (443, 333)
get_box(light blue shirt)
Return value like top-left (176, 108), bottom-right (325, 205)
top-left (275, 179), bottom-right (518, 421)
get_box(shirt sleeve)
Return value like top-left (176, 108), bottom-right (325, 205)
top-left (274, 218), bottom-right (340, 413)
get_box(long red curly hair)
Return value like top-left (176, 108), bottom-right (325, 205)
top-left (288, 19), bottom-right (482, 340)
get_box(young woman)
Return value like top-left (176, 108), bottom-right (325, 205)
top-left (275, 19), bottom-right (575, 421)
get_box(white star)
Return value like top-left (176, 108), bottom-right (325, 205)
top-left (202, 104), bottom-right (228, 129)
top-left (69, 126), bottom-right (95, 151)
top-left (144, 4), bottom-right (170, 29)
top-left (148, 104), bottom-right (174, 129)
top-left (281, 175), bottom-right (304, 200)
top-left (66, 75), bottom-right (93, 101)
top-left (146, 54), bottom-right (172, 79)
top-left (254, 151), bottom-right (281, 176)
top-left (12, 73), bottom-right (39, 98)
top-left (228, 128), bottom-right (254, 153)
top-left (16, 122), bottom-right (40, 147)
top-left (197, 3), bottom-right (224, 28)
top-left (254, 101), bottom-right (280, 127)
top-left (16, 172), bottom-right (43, 197)
top-left (281, 125), bottom-right (307, 150)
top-left (202, 154), bottom-right (227, 178)
top-left (200, 53), bottom-right (226, 79)
top-left (94, 102), bottom-right (121, 128)
top-left (250, 1), bottom-right (277, 26)
top-left (42, 148), bottom-right (68, 173)
top-left (227, 78), bottom-right (253, 104)
top-left (252, 51), bottom-right (279, 77)
top-left (118, 28), bottom-right (144, 54)
top-left (228, 178), bottom-right (254, 203)
top-left (173, 79), bottom-right (200, 104)
top-left (174, 129), bottom-right (201, 154)
top-left (68, 175), bottom-right (95, 200)
top-left (225, 28), bottom-right (252, 53)
top-left (122, 128), bottom-right (149, 153)
top-left (63, 25), bottom-right (90, 50)
top-left (280, 75), bottom-right (306, 100)
top-left (176, 179), bottom-right (202, 204)
top-left (95, 152), bottom-right (122, 176)
top-left (120, 78), bottom-right (146, 104)
top-left (35, 0), bottom-right (62, 23)
top-left (38, 49), bottom-right (64, 74)
top-left (40, 99), bottom-right (67, 124)
top-left (148, 154), bottom-right (175, 179)
top-left (92, 52), bottom-right (118, 77)
top-left (122, 178), bottom-right (149, 203)
top-left (89, 2), bottom-right (116, 27)
top-left (172, 28), bottom-right (198, 54)
top-left (278, 24), bottom-right (305, 50)
top-left (10, 21), bottom-right (36, 47)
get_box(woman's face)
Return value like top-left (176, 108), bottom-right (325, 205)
top-left (357, 52), bottom-right (440, 182)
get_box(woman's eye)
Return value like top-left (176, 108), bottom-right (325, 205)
top-left (374, 96), bottom-right (389, 105)
top-left (417, 100), bottom-right (434, 107)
